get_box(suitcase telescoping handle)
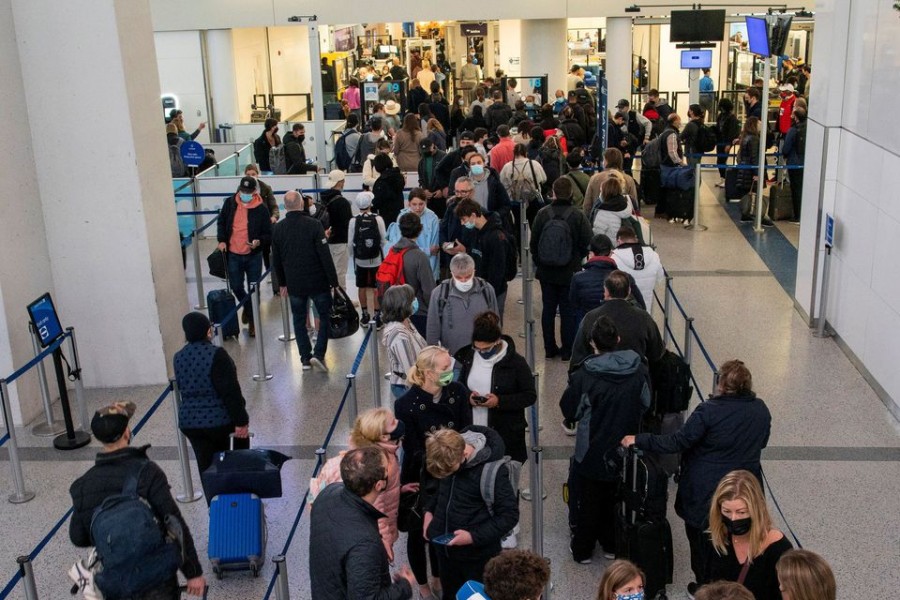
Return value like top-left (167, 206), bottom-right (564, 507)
top-left (229, 431), bottom-right (255, 450)
top-left (178, 584), bottom-right (209, 599)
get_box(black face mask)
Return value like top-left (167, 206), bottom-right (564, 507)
top-left (722, 515), bottom-right (752, 536)
top-left (388, 419), bottom-right (405, 441)
top-left (296, 134), bottom-right (305, 143)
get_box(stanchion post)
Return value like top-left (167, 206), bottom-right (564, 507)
top-left (755, 57), bottom-right (772, 233)
top-left (685, 162), bottom-right (707, 231)
top-left (0, 380), bottom-right (35, 503)
top-left (17, 555), bottom-right (38, 600)
top-left (683, 317), bottom-right (694, 367)
top-left (346, 374), bottom-right (358, 428)
top-left (530, 372), bottom-right (541, 447)
top-left (529, 444), bottom-right (545, 560)
top-left (370, 326), bottom-right (383, 408)
top-left (522, 226), bottom-right (536, 371)
top-left (278, 293), bottom-right (295, 342)
top-left (170, 379), bottom-right (203, 503)
top-left (212, 324), bottom-right (223, 347)
top-left (662, 276), bottom-right (674, 348)
top-left (251, 284), bottom-right (273, 382)
top-left (28, 322), bottom-right (64, 437)
top-left (273, 554), bottom-right (290, 600)
top-left (710, 369), bottom-right (720, 399)
top-left (191, 178), bottom-right (207, 310)
top-left (65, 328), bottom-right (90, 433)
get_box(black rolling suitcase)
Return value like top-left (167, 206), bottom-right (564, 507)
top-left (665, 188), bottom-right (693, 220)
top-left (640, 168), bottom-right (662, 207)
top-left (616, 446), bottom-right (673, 600)
top-left (206, 255), bottom-right (239, 339)
top-left (768, 179), bottom-right (794, 220)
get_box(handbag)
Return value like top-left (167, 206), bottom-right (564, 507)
top-left (206, 249), bottom-right (227, 279)
top-left (68, 548), bottom-right (103, 600)
top-left (329, 286), bottom-right (360, 339)
top-left (397, 490), bottom-right (421, 533)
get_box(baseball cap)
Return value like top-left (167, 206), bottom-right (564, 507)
top-left (459, 131), bottom-right (476, 141)
top-left (327, 169), bottom-right (346, 186)
top-left (616, 99), bottom-right (630, 108)
top-left (419, 138), bottom-right (435, 152)
top-left (778, 83), bottom-right (795, 93)
top-left (238, 176), bottom-right (258, 193)
top-left (91, 402), bottom-right (136, 443)
top-left (355, 191), bottom-right (374, 209)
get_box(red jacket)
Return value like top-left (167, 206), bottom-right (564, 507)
top-left (778, 94), bottom-right (796, 134)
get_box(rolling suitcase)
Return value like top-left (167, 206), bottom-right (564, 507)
top-left (208, 493), bottom-right (266, 578)
top-left (768, 179), bottom-right (794, 220)
top-left (639, 169), bottom-right (661, 206)
top-left (206, 255), bottom-right (239, 339)
top-left (665, 188), bottom-right (693, 220)
top-left (616, 446), bottom-right (673, 600)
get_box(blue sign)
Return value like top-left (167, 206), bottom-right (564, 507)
top-left (180, 141), bottom-right (205, 167)
top-left (27, 293), bottom-right (64, 348)
top-left (390, 83), bottom-right (401, 93)
top-left (825, 213), bottom-right (834, 247)
top-left (598, 70), bottom-right (608, 159)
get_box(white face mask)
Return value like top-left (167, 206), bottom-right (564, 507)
top-left (454, 278), bottom-right (474, 293)
top-left (308, 204), bottom-right (317, 216)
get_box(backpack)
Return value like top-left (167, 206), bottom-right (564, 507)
top-left (375, 247), bottom-right (411, 300)
top-left (537, 206), bottom-right (575, 267)
top-left (169, 144), bottom-right (186, 177)
top-left (497, 230), bottom-right (518, 282)
top-left (353, 214), bottom-right (382, 260)
top-left (640, 136), bottom-right (662, 170)
top-left (334, 129), bottom-right (357, 170)
top-left (696, 124), bottom-right (718, 153)
top-left (648, 350), bottom-right (693, 416)
top-left (436, 279), bottom-right (492, 313)
top-left (269, 144), bottom-right (287, 174)
top-left (480, 456), bottom-right (520, 516)
top-left (508, 160), bottom-right (542, 204)
top-left (90, 462), bottom-right (182, 598)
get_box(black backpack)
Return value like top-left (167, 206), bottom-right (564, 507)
top-left (334, 129), bottom-right (359, 171)
top-left (499, 231), bottom-right (518, 282)
top-left (90, 462), bottom-right (181, 598)
top-left (649, 350), bottom-right (693, 416)
top-left (537, 206), bottom-right (575, 267)
top-left (696, 125), bottom-right (718, 153)
top-left (353, 213), bottom-right (382, 260)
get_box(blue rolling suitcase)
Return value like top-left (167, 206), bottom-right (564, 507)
top-left (206, 289), bottom-right (239, 339)
top-left (208, 493), bottom-right (266, 578)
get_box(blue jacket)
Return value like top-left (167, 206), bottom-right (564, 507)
top-left (635, 393), bottom-right (771, 528)
top-left (782, 120), bottom-right (806, 166)
top-left (570, 257), bottom-right (646, 323)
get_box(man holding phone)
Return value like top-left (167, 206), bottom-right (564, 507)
top-left (423, 427), bottom-right (519, 600)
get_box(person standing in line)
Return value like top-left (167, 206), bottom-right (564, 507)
top-left (700, 68), bottom-right (716, 114)
top-left (426, 253), bottom-right (499, 355)
top-left (714, 99), bottom-right (741, 187)
top-left (394, 113), bottom-right (427, 171)
top-left (596, 560), bottom-right (646, 600)
top-left (253, 117), bottom-right (280, 173)
top-left (173, 312), bottom-right (250, 488)
top-left (216, 176), bottom-right (272, 338)
top-left (284, 123), bottom-right (319, 174)
top-left (476, 550), bottom-right (550, 600)
top-left (781, 107), bottom-right (807, 225)
top-left (386, 212), bottom-right (437, 335)
top-left (381, 285), bottom-right (427, 399)
top-left (454, 199), bottom-right (513, 319)
top-left (243, 163), bottom-right (280, 293)
top-left (321, 170), bottom-right (353, 288)
top-left (272, 191), bottom-right (339, 372)
top-left (169, 108), bottom-right (206, 142)
top-left (372, 153), bottom-right (407, 226)
top-left (348, 192), bottom-right (387, 328)
top-left (775, 549), bottom-right (836, 600)
top-left (343, 77), bottom-right (361, 112)
top-left (385, 188), bottom-right (441, 281)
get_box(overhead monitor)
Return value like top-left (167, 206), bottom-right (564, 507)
top-left (680, 49), bottom-right (713, 70)
top-left (769, 15), bottom-right (794, 57)
top-left (670, 10), bottom-right (726, 42)
top-left (745, 16), bottom-right (770, 57)
top-left (27, 293), bottom-right (64, 348)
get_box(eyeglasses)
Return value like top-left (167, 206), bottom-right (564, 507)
top-left (454, 188), bottom-right (472, 194)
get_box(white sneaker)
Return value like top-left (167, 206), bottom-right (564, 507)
top-left (562, 420), bottom-right (577, 436)
top-left (310, 357), bottom-right (329, 372)
top-left (501, 532), bottom-right (518, 548)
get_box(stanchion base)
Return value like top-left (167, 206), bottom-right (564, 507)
top-left (812, 329), bottom-right (833, 339)
top-left (684, 224), bottom-right (708, 232)
top-left (252, 374), bottom-right (274, 381)
top-left (31, 420), bottom-right (67, 437)
top-left (193, 303), bottom-right (208, 311)
top-left (53, 430), bottom-right (91, 450)
top-left (752, 226), bottom-right (766, 233)
top-left (520, 488), bottom-right (548, 501)
top-left (8, 490), bottom-right (35, 504)
top-left (277, 335), bottom-right (296, 342)
top-left (177, 491), bottom-right (203, 504)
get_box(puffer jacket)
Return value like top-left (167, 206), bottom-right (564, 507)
top-left (592, 194), bottom-right (632, 240)
top-left (611, 243), bottom-right (665, 309)
top-left (425, 426), bottom-right (519, 561)
top-left (570, 257), bottom-right (646, 323)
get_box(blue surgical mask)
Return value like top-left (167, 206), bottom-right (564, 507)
top-left (616, 592), bottom-right (644, 600)
top-left (411, 298), bottom-right (420, 314)
top-left (477, 343), bottom-right (501, 359)
top-left (464, 220), bottom-right (476, 230)
top-left (239, 193), bottom-right (253, 203)
top-left (470, 164), bottom-right (485, 176)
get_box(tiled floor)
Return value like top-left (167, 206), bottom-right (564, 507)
top-left (0, 171), bottom-right (897, 599)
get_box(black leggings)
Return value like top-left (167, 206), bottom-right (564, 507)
top-left (407, 514), bottom-right (440, 585)
top-left (182, 424), bottom-right (249, 502)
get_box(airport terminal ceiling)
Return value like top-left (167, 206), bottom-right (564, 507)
top-left (149, 0), bottom-right (801, 31)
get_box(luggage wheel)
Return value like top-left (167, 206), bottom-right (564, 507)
top-left (213, 566), bottom-right (223, 580)
top-left (251, 565), bottom-right (260, 578)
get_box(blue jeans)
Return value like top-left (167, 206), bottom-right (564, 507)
top-left (226, 252), bottom-right (263, 317)
top-left (539, 281), bottom-right (576, 355)
top-left (290, 291), bottom-right (332, 361)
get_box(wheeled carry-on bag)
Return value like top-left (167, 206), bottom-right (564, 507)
top-left (665, 188), bottom-right (693, 221)
top-left (768, 179), bottom-right (794, 221)
top-left (208, 493), bottom-right (266, 578)
top-left (206, 251), bottom-right (239, 339)
top-left (615, 446), bottom-right (673, 600)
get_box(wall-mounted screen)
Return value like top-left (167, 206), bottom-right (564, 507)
top-left (670, 10), bottom-right (726, 42)
top-left (680, 49), bottom-right (713, 69)
top-left (746, 16), bottom-right (770, 57)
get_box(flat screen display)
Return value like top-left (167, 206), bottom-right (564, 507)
top-left (670, 10), bottom-right (726, 42)
top-left (746, 16), bottom-right (770, 57)
top-left (334, 27), bottom-right (353, 52)
top-left (27, 293), bottom-right (64, 348)
top-left (680, 49), bottom-right (713, 69)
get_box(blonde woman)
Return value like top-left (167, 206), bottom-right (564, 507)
top-left (595, 559), bottom-right (645, 600)
top-left (395, 346), bottom-right (472, 599)
top-left (775, 549), bottom-right (836, 600)
top-left (310, 408), bottom-right (407, 561)
top-left (704, 470), bottom-right (793, 600)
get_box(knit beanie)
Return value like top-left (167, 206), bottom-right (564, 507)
top-left (182, 311), bottom-right (211, 342)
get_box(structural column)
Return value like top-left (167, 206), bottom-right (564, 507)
top-left (205, 29), bottom-right (241, 129)
top-left (605, 17), bottom-right (634, 107)
top-left (519, 19), bottom-right (568, 100)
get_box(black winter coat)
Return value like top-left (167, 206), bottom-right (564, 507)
top-left (372, 167), bottom-right (406, 225)
top-left (425, 426), bottom-right (519, 561)
top-left (284, 136), bottom-right (310, 174)
top-left (418, 150), bottom-right (448, 193)
top-left (394, 382), bottom-right (472, 485)
top-left (253, 132), bottom-right (275, 172)
top-left (69, 446), bottom-right (203, 579)
top-left (321, 189), bottom-right (353, 245)
top-left (308, 484), bottom-right (411, 600)
top-left (737, 133), bottom-right (761, 195)
top-left (530, 200), bottom-right (592, 286)
top-left (559, 118), bottom-right (587, 148)
top-left (485, 103), bottom-right (513, 133)
top-left (471, 216), bottom-right (512, 297)
top-left (570, 299), bottom-right (664, 370)
top-left (635, 393), bottom-right (771, 528)
top-left (455, 337), bottom-right (536, 463)
top-left (217, 196), bottom-right (272, 254)
top-left (271, 212), bottom-right (338, 297)
top-left (569, 257), bottom-right (646, 322)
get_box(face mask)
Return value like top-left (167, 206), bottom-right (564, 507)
top-left (463, 220), bottom-right (476, 230)
top-left (616, 592), bottom-right (644, 600)
top-left (477, 344), bottom-right (501, 359)
top-left (410, 298), bottom-right (420, 314)
top-left (470, 164), bottom-right (485, 176)
top-left (454, 278), bottom-right (474, 293)
top-left (239, 193), bottom-right (254, 203)
top-left (308, 204), bottom-right (317, 216)
top-left (388, 419), bottom-right (405, 441)
top-left (525, 102), bottom-right (535, 109)
top-left (296, 134), bottom-right (305, 142)
top-left (437, 370), bottom-right (454, 386)
top-left (722, 515), bottom-right (752, 536)
top-left (458, 100), bottom-right (465, 106)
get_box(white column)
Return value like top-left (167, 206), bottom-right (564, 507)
top-left (519, 19), bottom-right (567, 100)
top-left (606, 17), bottom-right (633, 108)
top-left (498, 20), bottom-right (522, 77)
top-left (10, 0), bottom-right (187, 394)
top-left (206, 29), bottom-right (240, 127)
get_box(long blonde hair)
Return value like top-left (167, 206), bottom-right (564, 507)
top-left (407, 345), bottom-right (448, 387)
top-left (708, 470), bottom-right (774, 561)
top-left (349, 408), bottom-right (393, 448)
top-left (776, 549), bottom-right (837, 600)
